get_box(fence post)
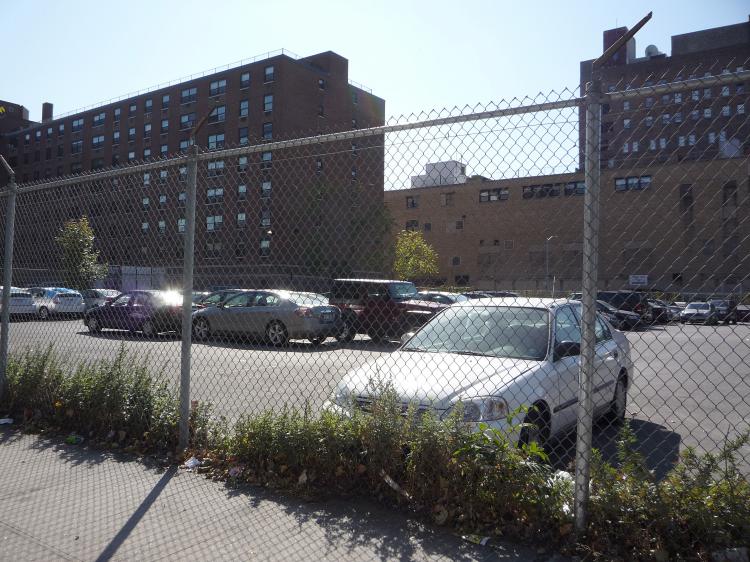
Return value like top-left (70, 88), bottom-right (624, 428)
top-left (0, 157), bottom-right (17, 399)
top-left (574, 77), bottom-right (601, 535)
top-left (178, 146), bottom-right (199, 450)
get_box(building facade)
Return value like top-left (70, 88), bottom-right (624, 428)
top-left (0, 51), bottom-right (387, 289)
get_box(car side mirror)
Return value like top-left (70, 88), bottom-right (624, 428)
top-left (400, 332), bottom-right (415, 345)
top-left (554, 341), bottom-right (581, 361)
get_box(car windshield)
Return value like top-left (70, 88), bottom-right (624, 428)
top-left (286, 292), bottom-right (328, 306)
top-left (387, 282), bottom-right (418, 300)
top-left (687, 303), bottom-right (709, 310)
top-left (709, 300), bottom-right (727, 306)
top-left (403, 305), bottom-right (550, 360)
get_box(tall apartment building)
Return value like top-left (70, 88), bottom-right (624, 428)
top-left (385, 18), bottom-right (750, 294)
top-left (0, 51), bottom-right (386, 288)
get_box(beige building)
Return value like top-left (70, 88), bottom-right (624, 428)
top-left (384, 158), bottom-right (749, 294)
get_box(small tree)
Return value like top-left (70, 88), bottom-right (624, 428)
top-left (55, 217), bottom-right (108, 291)
top-left (393, 230), bottom-right (439, 281)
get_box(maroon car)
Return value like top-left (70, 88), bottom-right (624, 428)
top-left (329, 279), bottom-right (445, 343)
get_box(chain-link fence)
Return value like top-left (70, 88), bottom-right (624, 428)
top-left (1, 54), bottom-right (749, 552)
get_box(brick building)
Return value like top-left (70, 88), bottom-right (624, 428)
top-left (385, 18), bottom-right (750, 295)
top-left (0, 51), bottom-right (386, 289)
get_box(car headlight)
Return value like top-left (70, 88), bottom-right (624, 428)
top-left (442, 396), bottom-right (509, 422)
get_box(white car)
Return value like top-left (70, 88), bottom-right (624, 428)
top-left (0, 287), bottom-right (38, 316)
top-left (326, 298), bottom-right (632, 446)
top-left (81, 289), bottom-right (120, 311)
top-left (28, 287), bottom-right (85, 319)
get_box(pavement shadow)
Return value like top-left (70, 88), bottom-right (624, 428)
top-left (548, 417), bottom-right (681, 480)
top-left (222, 483), bottom-right (537, 562)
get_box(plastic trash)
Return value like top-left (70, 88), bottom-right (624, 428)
top-left (183, 456), bottom-right (200, 469)
top-left (0, 418), bottom-right (13, 425)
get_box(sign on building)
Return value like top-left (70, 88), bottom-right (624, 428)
top-left (629, 274), bottom-right (648, 287)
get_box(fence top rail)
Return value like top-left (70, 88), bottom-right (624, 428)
top-left (4, 96), bottom-right (582, 195)
top-left (603, 69), bottom-right (750, 101)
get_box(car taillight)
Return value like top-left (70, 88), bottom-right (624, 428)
top-left (295, 307), bottom-right (313, 318)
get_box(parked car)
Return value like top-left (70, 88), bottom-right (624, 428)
top-left (0, 287), bottom-right (38, 317)
top-left (736, 305), bottom-right (750, 323)
top-left (192, 290), bottom-right (342, 346)
top-left (679, 302), bottom-right (718, 325)
top-left (596, 299), bottom-right (641, 330)
top-left (417, 291), bottom-right (470, 305)
top-left (462, 290), bottom-right (519, 300)
top-left (82, 289), bottom-right (121, 311)
top-left (647, 299), bottom-right (679, 324)
top-left (28, 287), bottom-right (85, 319)
top-left (192, 291), bottom-right (210, 304)
top-left (329, 279), bottom-right (445, 343)
top-left (192, 289), bottom-right (245, 310)
top-left (84, 290), bottom-right (183, 336)
top-left (326, 298), bottom-right (632, 447)
top-left (707, 299), bottom-right (738, 324)
top-left (570, 291), bottom-right (653, 325)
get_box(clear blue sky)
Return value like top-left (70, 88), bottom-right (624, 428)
top-left (4, 0), bottom-right (749, 122)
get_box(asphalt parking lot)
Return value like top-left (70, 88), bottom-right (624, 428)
top-left (4, 317), bottom-right (750, 476)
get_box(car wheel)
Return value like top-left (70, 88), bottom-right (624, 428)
top-left (38, 307), bottom-right (49, 320)
top-left (335, 322), bottom-right (355, 343)
top-left (266, 321), bottom-right (288, 347)
top-left (141, 320), bottom-right (156, 338)
top-left (193, 318), bottom-right (211, 341)
top-left (86, 316), bottom-right (101, 333)
top-left (309, 336), bottom-right (325, 346)
top-left (519, 406), bottom-right (550, 450)
top-left (607, 377), bottom-right (627, 424)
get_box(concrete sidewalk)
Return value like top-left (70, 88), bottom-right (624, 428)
top-left (0, 429), bottom-right (561, 562)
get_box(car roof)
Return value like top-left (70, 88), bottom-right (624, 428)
top-left (333, 278), bottom-right (411, 284)
top-left (419, 291), bottom-right (460, 296)
top-left (455, 297), bottom-right (570, 309)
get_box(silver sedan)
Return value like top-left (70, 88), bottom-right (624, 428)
top-left (192, 290), bottom-right (343, 346)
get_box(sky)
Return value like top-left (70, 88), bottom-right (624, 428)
top-left (4, 0), bottom-right (749, 123)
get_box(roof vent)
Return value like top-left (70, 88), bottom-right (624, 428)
top-left (645, 44), bottom-right (661, 58)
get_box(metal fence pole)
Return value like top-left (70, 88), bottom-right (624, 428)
top-left (574, 77), bottom-right (601, 535)
top-left (178, 145), bottom-right (199, 450)
top-left (0, 157), bottom-right (17, 399)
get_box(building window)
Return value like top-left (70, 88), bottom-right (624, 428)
top-left (72, 118), bottom-right (84, 132)
top-left (678, 136), bottom-right (686, 147)
top-left (564, 181), bottom-right (585, 196)
top-left (179, 166), bottom-right (187, 181)
top-left (93, 112), bottom-right (105, 127)
top-left (479, 188), bottom-right (509, 202)
top-left (737, 84), bottom-right (745, 95)
top-left (238, 99), bottom-right (249, 119)
top-left (659, 138), bottom-right (667, 149)
top-left (209, 79), bottom-right (226, 96)
top-left (70, 163), bottom-right (82, 174)
top-left (113, 131), bottom-right (120, 144)
top-left (91, 157), bottom-right (104, 170)
top-left (262, 122), bottom-right (273, 140)
top-left (260, 238), bottom-right (271, 256)
top-left (406, 196), bottom-right (418, 208)
top-left (58, 123), bottom-right (65, 135)
top-left (161, 118), bottom-right (169, 133)
top-left (721, 105), bottom-right (731, 117)
top-left (405, 220), bottom-right (419, 231)
top-left (661, 114), bottom-right (670, 125)
top-left (178, 218), bottom-right (186, 233)
top-left (615, 178), bottom-right (627, 192)
top-left (91, 135), bottom-right (104, 149)
top-left (178, 192), bottom-right (186, 205)
top-left (206, 215), bottom-right (223, 231)
top-left (263, 94), bottom-right (274, 113)
top-left (207, 160), bottom-right (225, 176)
top-left (238, 156), bottom-right (249, 172)
top-left (649, 139), bottom-right (656, 151)
top-left (632, 140), bottom-right (639, 152)
top-left (688, 134), bottom-right (696, 146)
top-left (451, 256), bottom-right (461, 266)
top-left (237, 212), bottom-right (247, 228)
top-left (144, 123), bottom-right (152, 138)
top-left (673, 112), bottom-right (682, 123)
top-left (623, 118), bottom-right (631, 129)
top-left (455, 220), bottom-right (464, 230)
top-left (180, 113), bottom-right (196, 130)
top-left (238, 184), bottom-right (247, 199)
top-left (423, 223), bottom-right (431, 232)
top-left (128, 127), bottom-right (136, 141)
top-left (721, 85), bottom-right (730, 97)
top-left (738, 104), bottom-right (745, 115)
top-left (143, 172), bottom-right (151, 185)
top-left (179, 139), bottom-right (193, 152)
top-left (703, 108), bottom-right (713, 119)
top-left (352, 89), bottom-right (359, 105)
top-left (622, 100), bottom-right (629, 111)
top-left (145, 98), bottom-right (153, 113)
top-left (162, 94), bottom-right (170, 108)
top-left (661, 94), bottom-right (670, 105)
top-left (57, 145), bottom-right (64, 157)
top-left (71, 140), bottom-right (83, 154)
top-left (142, 196), bottom-right (150, 209)
top-left (441, 192), bottom-right (454, 206)
top-left (264, 65), bottom-right (274, 82)
top-left (703, 88), bottom-right (712, 99)
top-left (644, 115), bottom-right (653, 127)
top-left (128, 151), bottom-right (136, 162)
top-left (128, 103), bottom-right (136, 116)
top-left (708, 132), bottom-right (716, 144)
top-left (674, 92), bottom-right (682, 103)
top-left (208, 133), bottom-right (225, 150)
top-left (141, 222), bottom-right (149, 233)
top-left (160, 144), bottom-right (168, 156)
top-left (261, 180), bottom-right (271, 198)
top-left (143, 148), bottom-right (151, 159)
top-left (691, 90), bottom-right (700, 102)
top-left (158, 220), bottom-right (166, 234)
top-left (240, 72), bottom-right (250, 88)
top-left (645, 97), bottom-right (653, 108)
top-left (622, 142), bottom-right (629, 154)
top-left (113, 108), bottom-right (121, 122)
top-left (181, 87), bottom-right (197, 104)
top-left (208, 105), bottom-right (226, 123)
top-left (238, 127), bottom-right (248, 145)
top-left (261, 151), bottom-right (272, 169)
top-left (207, 187), bottom-right (224, 204)
top-left (261, 209), bottom-right (271, 227)
top-left (318, 78), bottom-right (326, 90)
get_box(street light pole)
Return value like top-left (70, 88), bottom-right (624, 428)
top-left (545, 235), bottom-right (556, 295)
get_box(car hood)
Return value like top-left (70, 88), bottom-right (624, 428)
top-left (397, 298), bottom-right (446, 311)
top-left (336, 350), bottom-right (540, 409)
